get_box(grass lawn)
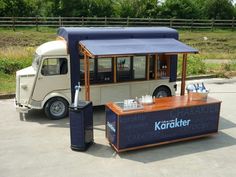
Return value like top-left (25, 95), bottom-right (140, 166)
top-left (0, 28), bottom-right (236, 93)
top-left (179, 29), bottom-right (236, 60)
top-left (0, 72), bottom-right (15, 93)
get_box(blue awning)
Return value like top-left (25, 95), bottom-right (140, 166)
top-left (79, 38), bottom-right (198, 57)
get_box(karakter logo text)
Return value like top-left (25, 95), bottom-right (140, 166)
top-left (155, 118), bottom-right (191, 131)
top-left (107, 121), bottom-right (116, 133)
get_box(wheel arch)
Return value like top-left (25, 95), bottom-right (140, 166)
top-left (152, 85), bottom-right (172, 97)
top-left (42, 92), bottom-right (70, 108)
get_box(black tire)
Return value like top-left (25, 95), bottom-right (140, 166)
top-left (153, 86), bottom-right (171, 98)
top-left (44, 97), bottom-right (69, 120)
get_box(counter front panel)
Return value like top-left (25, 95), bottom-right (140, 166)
top-left (106, 96), bottom-right (221, 152)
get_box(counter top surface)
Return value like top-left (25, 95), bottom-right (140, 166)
top-left (106, 95), bottom-right (221, 116)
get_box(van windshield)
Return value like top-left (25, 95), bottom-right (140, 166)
top-left (32, 54), bottom-right (40, 70)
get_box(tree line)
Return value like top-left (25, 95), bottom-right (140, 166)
top-left (0, 0), bottom-right (236, 19)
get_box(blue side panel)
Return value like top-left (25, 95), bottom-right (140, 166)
top-left (69, 110), bottom-right (84, 148)
top-left (118, 103), bottom-right (220, 149)
top-left (170, 55), bottom-right (178, 82)
top-left (68, 38), bottom-right (81, 98)
top-left (105, 108), bottom-right (117, 146)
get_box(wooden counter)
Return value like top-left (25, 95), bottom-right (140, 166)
top-left (106, 96), bottom-right (221, 116)
top-left (105, 96), bottom-right (221, 152)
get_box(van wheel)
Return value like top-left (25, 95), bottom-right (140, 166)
top-left (44, 97), bottom-right (69, 120)
top-left (153, 86), bottom-right (171, 98)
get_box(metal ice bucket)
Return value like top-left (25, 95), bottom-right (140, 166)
top-left (188, 91), bottom-right (209, 101)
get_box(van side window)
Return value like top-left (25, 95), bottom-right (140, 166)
top-left (133, 56), bottom-right (146, 79)
top-left (97, 58), bottom-right (112, 83)
top-left (80, 58), bottom-right (95, 84)
top-left (41, 58), bottom-right (68, 76)
top-left (117, 57), bottom-right (131, 82)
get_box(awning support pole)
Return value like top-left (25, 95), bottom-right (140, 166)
top-left (181, 53), bottom-right (187, 96)
top-left (84, 54), bottom-right (90, 101)
top-left (87, 57), bottom-right (90, 101)
top-left (84, 54), bottom-right (88, 100)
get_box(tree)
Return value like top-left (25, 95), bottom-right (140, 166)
top-left (113, 0), bottom-right (137, 17)
top-left (114, 0), bottom-right (160, 18)
top-left (90, 0), bottom-right (114, 17)
top-left (160, 0), bottom-right (200, 19)
top-left (0, 0), bottom-right (6, 16)
top-left (143, 0), bottom-right (161, 18)
top-left (203, 0), bottom-right (235, 19)
top-left (0, 0), bottom-right (48, 17)
top-left (58, 0), bottom-right (114, 17)
top-left (235, 5), bottom-right (236, 17)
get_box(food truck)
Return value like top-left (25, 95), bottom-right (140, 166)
top-left (15, 27), bottom-right (221, 152)
top-left (15, 27), bottom-right (198, 120)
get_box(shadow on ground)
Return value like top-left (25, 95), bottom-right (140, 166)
top-left (21, 109), bottom-right (236, 163)
top-left (118, 131), bottom-right (236, 163)
top-left (21, 105), bottom-right (105, 128)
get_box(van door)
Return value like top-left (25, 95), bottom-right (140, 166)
top-left (32, 57), bottom-right (70, 101)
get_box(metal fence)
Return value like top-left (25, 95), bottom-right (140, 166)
top-left (0, 17), bottom-right (235, 30)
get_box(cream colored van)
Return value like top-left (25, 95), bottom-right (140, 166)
top-left (16, 27), bottom-right (179, 120)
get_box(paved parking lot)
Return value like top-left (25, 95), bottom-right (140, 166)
top-left (0, 77), bottom-right (236, 177)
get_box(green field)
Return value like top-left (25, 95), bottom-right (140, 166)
top-left (0, 28), bottom-right (236, 93)
top-left (180, 30), bottom-right (236, 60)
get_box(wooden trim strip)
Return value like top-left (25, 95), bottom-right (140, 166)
top-left (154, 54), bottom-right (158, 79)
top-left (117, 115), bottom-right (120, 149)
top-left (79, 43), bottom-right (95, 58)
top-left (87, 57), bottom-right (90, 101)
top-left (181, 53), bottom-right (187, 96)
top-left (84, 54), bottom-right (88, 100)
top-left (113, 57), bottom-right (117, 83)
top-left (109, 142), bottom-right (120, 152)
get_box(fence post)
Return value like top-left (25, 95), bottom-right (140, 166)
top-left (127, 17), bottom-right (129, 26)
top-left (59, 16), bottom-right (62, 27)
top-left (232, 17), bottom-right (235, 30)
top-left (148, 17), bottom-right (151, 26)
top-left (36, 16), bottom-right (39, 31)
top-left (191, 18), bottom-right (194, 31)
top-left (105, 16), bottom-right (107, 26)
top-left (12, 16), bottom-right (15, 31)
top-left (170, 18), bottom-right (173, 28)
top-left (82, 16), bottom-right (84, 26)
top-left (211, 18), bottom-right (214, 31)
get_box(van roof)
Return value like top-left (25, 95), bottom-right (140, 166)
top-left (57, 27), bottom-right (178, 41)
top-left (36, 40), bottom-right (67, 56)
